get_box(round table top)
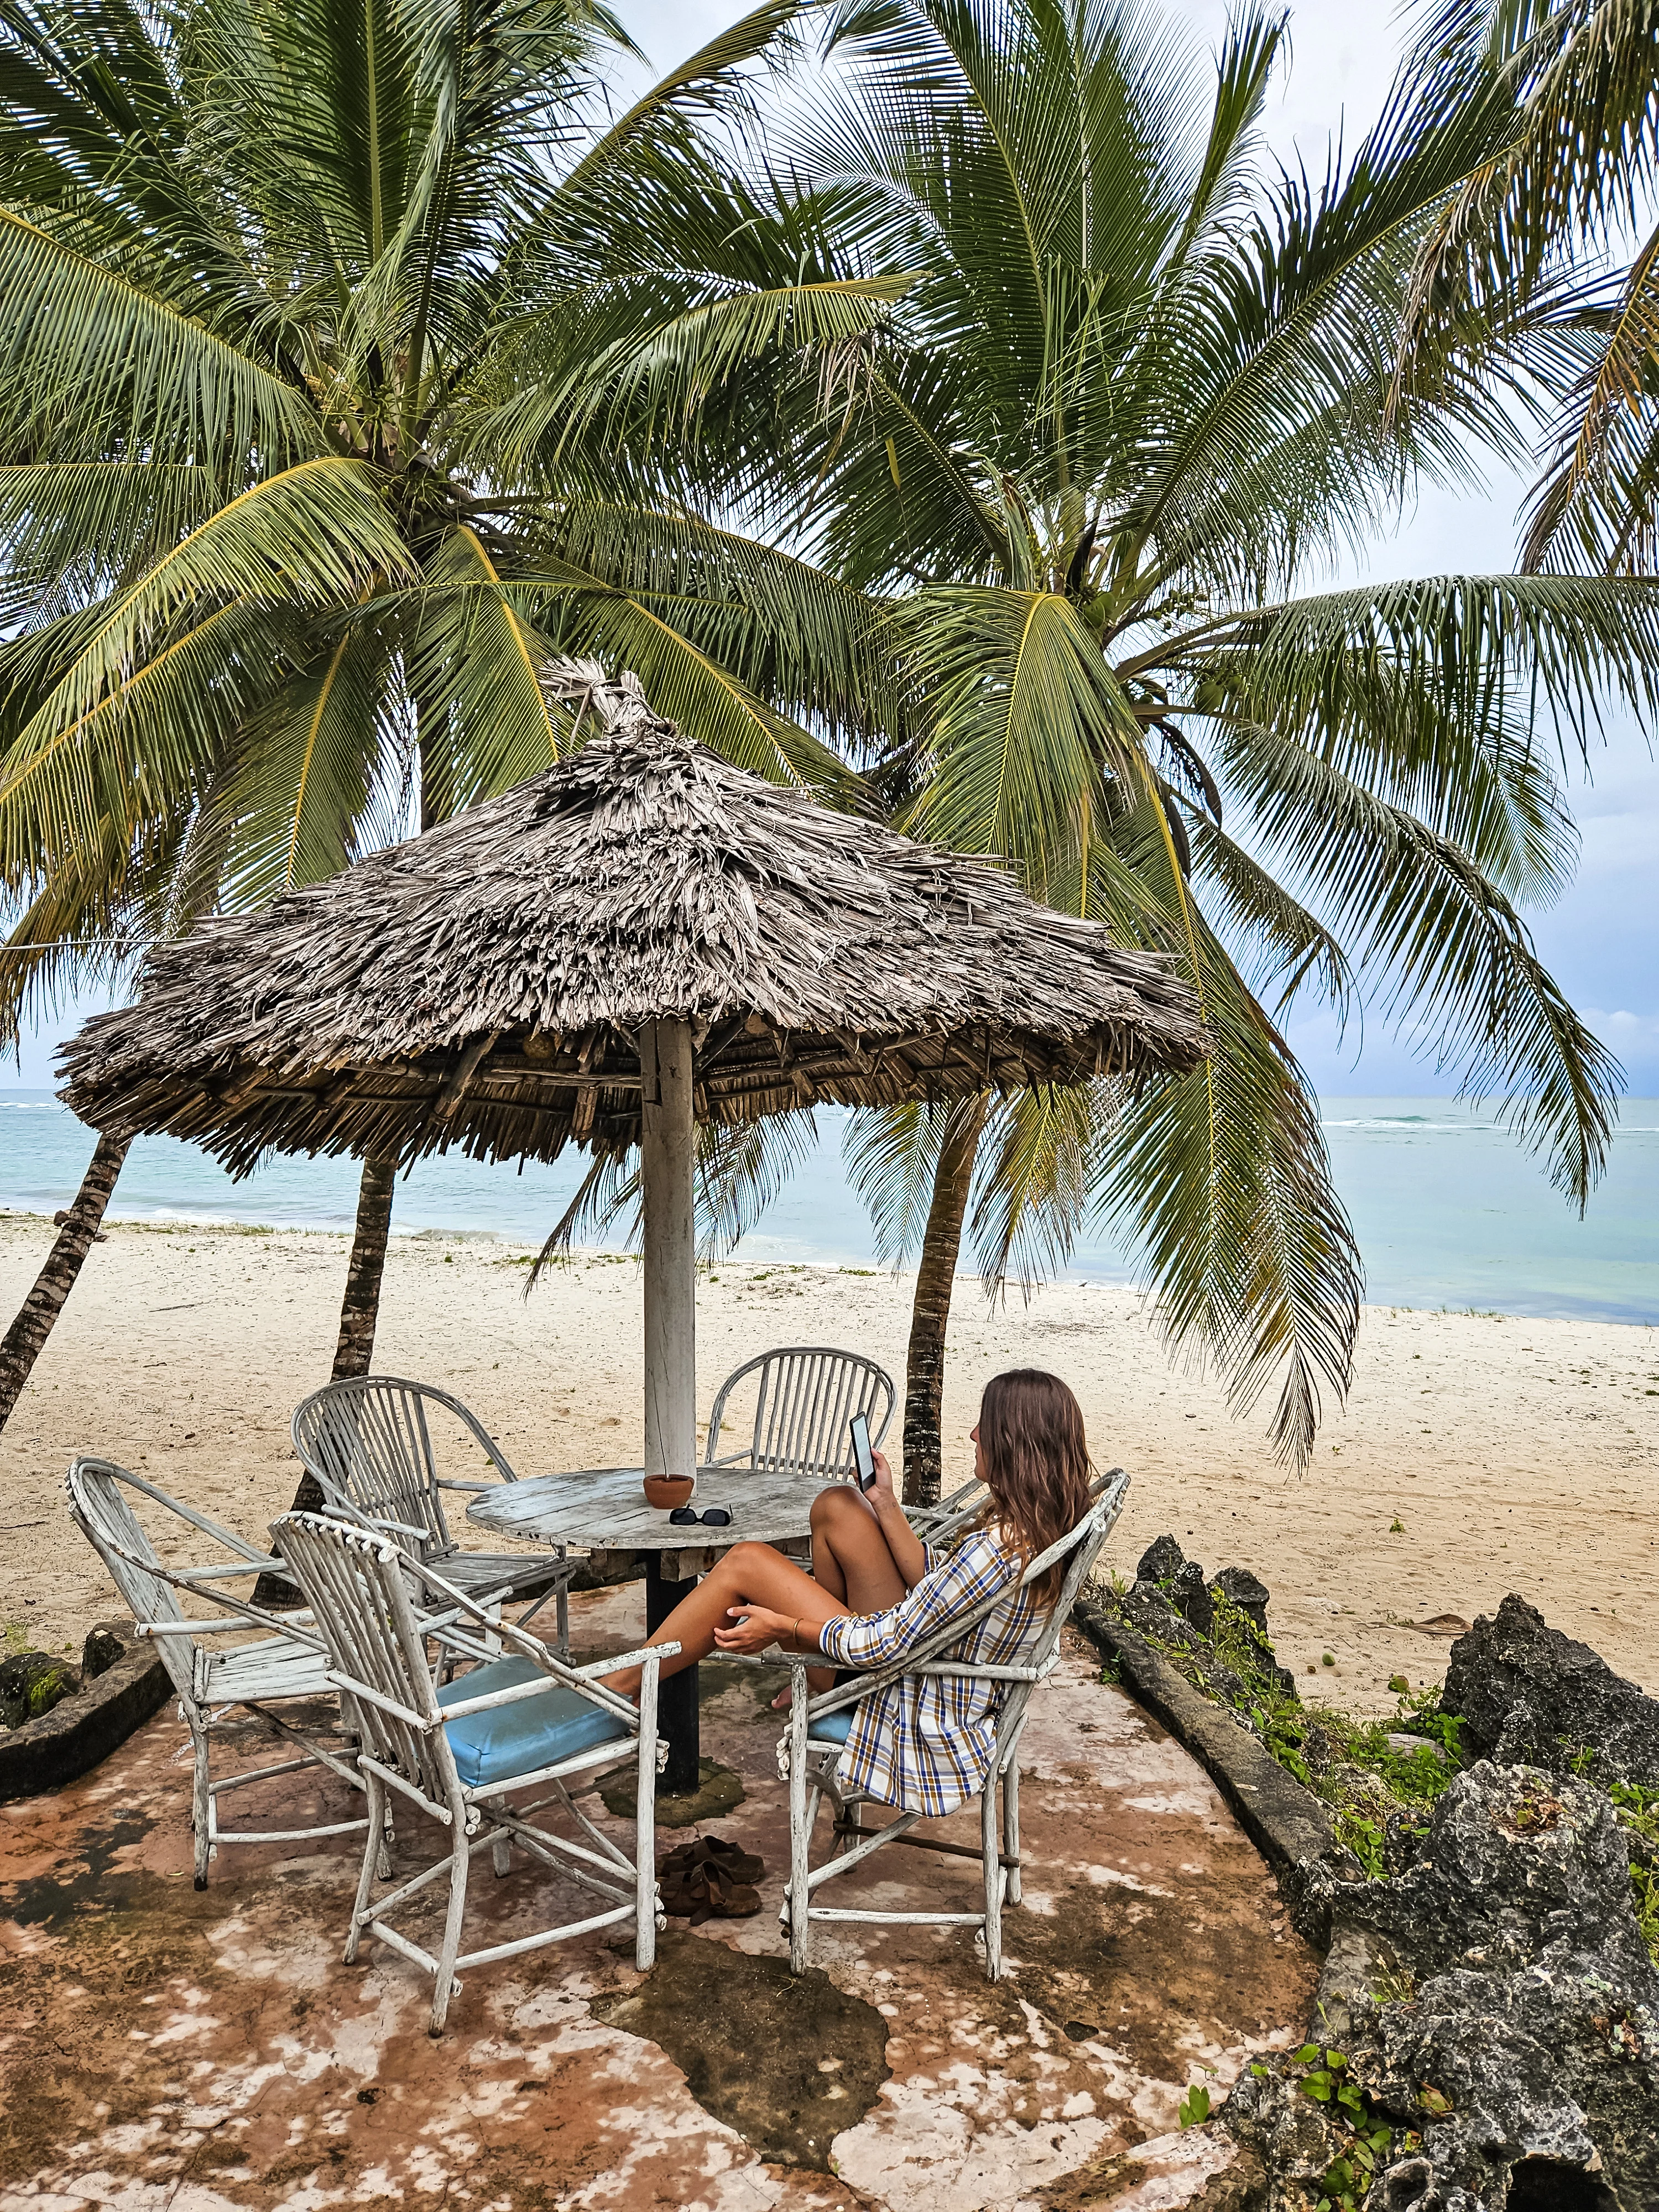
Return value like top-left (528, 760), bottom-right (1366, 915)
top-left (466, 1464), bottom-right (830, 1553)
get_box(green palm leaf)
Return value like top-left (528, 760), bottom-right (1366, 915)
top-left (0, 203), bottom-right (316, 469)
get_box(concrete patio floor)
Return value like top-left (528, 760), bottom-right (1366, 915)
top-left (1, 1584), bottom-right (1316, 2211)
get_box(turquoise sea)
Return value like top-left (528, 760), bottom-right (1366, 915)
top-left (0, 1089), bottom-right (1654, 1326)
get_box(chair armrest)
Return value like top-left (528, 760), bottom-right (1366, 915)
top-left (435, 1478), bottom-right (497, 1493)
top-left (364, 1513), bottom-right (432, 1539)
top-left (175, 1559), bottom-right (295, 1582)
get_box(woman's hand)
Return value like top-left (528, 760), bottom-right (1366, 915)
top-left (713, 1604), bottom-right (808, 1656)
top-left (867, 1448), bottom-right (897, 1505)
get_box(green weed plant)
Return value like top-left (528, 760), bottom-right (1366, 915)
top-left (1104, 1582), bottom-right (1658, 1961)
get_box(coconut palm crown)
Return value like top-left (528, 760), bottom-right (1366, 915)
top-left (0, 0), bottom-right (902, 1010)
top-left (513, 0), bottom-right (1659, 1469)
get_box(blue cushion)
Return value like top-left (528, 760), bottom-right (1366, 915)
top-left (437, 1655), bottom-right (630, 1790)
top-left (807, 1705), bottom-right (856, 1746)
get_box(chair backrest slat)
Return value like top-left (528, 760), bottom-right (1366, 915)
top-left (293, 1376), bottom-right (518, 1558)
top-left (705, 1348), bottom-right (895, 1483)
top-left (66, 1458), bottom-right (205, 1702)
top-left (273, 1512), bottom-right (452, 1811)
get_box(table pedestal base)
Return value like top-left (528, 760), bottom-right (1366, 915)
top-left (645, 1551), bottom-right (700, 1794)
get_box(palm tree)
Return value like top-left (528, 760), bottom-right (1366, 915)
top-left (1395, 0), bottom-right (1659, 573)
top-left (535, 0), bottom-right (1659, 1493)
top-left (0, 0), bottom-right (895, 1424)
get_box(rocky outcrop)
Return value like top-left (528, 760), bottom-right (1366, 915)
top-left (0, 1650), bottom-right (80, 1728)
top-left (1115, 1534), bottom-right (1298, 1712)
top-left (1441, 1594), bottom-right (1659, 1787)
top-left (1228, 1763), bottom-right (1659, 2209)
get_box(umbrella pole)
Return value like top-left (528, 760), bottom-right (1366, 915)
top-left (640, 1018), bottom-right (701, 1794)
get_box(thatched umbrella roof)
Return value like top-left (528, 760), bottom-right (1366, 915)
top-left (59, 666), bottom-right (1205, 1170)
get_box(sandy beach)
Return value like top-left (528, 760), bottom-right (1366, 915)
top-left (2, 1212), bottom-right (1655, 1709)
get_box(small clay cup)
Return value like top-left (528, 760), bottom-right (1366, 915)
top-left (642, 1474), bottom-right (696, 1511)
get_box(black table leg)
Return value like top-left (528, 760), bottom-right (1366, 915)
top-left (644, 1551), bottom-right (700, 1794)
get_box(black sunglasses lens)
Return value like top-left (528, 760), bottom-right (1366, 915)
top-left (667, 1506), bottom-right (697, 1525)
top-left (700, 1507), bottom-right (732, 1527)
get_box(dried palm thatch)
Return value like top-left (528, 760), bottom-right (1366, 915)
top-left (59, 664), bottom-right (1206, 1173)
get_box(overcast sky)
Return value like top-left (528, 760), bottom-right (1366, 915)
top-left (9, 0), bottom-right (1656, 1099)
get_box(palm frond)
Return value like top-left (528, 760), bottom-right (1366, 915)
top-left (843, 1099), bottom-right (950, 1267)
top-left (0, 203), bottom-right (316, 468)
top-left (216, 623), bottom-right (403, 908)
top-left (968, 1081), bottom-right (1115, 1293)
top-left (696, 1108), bottom-right (819, 1259)
top-left (897, 585), bottom-right (1140, 898)
top-left (404, 526), bottom-right (566, 815)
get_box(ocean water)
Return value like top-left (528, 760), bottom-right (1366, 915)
top-left (0, 1090), bottom-right (1654, 1326)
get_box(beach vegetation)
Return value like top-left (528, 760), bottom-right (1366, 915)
top-left (1116, 1589), bottom-right (1659, 1963)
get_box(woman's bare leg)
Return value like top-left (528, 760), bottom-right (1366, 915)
top-left (602, 1499), bottom-right (910, 1701)
top-left (600, 1543), bottom-right (843, 1698)
top-left (783, 1485), bottom-right (908, 1696)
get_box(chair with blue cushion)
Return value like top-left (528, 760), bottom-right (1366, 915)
top-left (271, 1511), bottom-right (676, 2034)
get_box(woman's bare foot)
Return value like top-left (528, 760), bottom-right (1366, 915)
top-left (771, 1685), bottom-right (792, 1711)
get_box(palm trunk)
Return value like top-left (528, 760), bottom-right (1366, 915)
top-left (331, 1149), bottom-right (397, 1385)
top-left (901, 1094), bottom-right (987, 1507)
top-left (257, 1149), bottom-right (399, 1603)
top-left (0, 1131), bottom-right (131, 1432)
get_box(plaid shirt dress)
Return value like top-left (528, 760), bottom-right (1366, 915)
top-left (812, 1527), bottom-right (1046, 1815)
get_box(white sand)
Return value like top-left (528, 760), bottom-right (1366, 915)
top-left (2, 1214), bottom-right (1655, 1709)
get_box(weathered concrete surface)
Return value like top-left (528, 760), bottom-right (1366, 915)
top-left (0, 1587), bottom-right (1316, 2210)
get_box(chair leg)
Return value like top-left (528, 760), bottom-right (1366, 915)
top-left (491, 1828), bottom-right (512, 1878)
top-left (345, 1773), bottom-right (385, 1964)
top-left (555, 1574), bottom-right (570, 1665)
top-left (191, 1725), bottom-right (212, 1890)
top-left (787, 1708), bottom-right (812, 1975)
top-left (429, 1840), bottom-right (469, 2035)
top-left (981, 1782), bottom-right (1004, 1983)
top-left (635, 1657), bottom-right (660, 1972)
top-left (1003, 1760), bottom-right (1022, 1907)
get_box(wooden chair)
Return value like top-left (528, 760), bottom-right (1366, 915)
top-left (291, 1376), bottom-right (576, 1654)
top-left (701, 1347), bottom-right (895, 1484)
top-left (778, 1469), bottom-right (1128, 1981)
top-left (66, 1457), bottom-right (372, 1888)
top-left (271, 1511), bottom-right (674, 2034)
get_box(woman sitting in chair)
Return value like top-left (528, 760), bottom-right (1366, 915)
top-left (600, 1368), bottom-right (1094, 1815)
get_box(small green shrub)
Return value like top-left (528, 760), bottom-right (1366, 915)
top-left (1177, 2083), bottom-right (1211, 2127)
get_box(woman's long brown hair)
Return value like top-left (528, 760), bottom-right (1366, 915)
top-left (974, 1369), bottom-right (1094, 1605)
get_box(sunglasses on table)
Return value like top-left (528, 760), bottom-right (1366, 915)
top-left (667, 1504), bottom-right (734, 1527)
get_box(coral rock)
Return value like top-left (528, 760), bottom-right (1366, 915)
top-left (1136, 1532), bottom-right (1186, 1584)
top-left (1442, 1594), bottom-right (1659, 1787)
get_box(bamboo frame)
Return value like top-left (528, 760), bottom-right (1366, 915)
top-left (272, 1512), bottom-right (676, 2033)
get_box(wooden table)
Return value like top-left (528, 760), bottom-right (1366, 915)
top-left (468, 1465), bottom-right (828, 1793)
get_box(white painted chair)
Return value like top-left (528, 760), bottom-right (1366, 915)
top-left (66, 1457), bottom-right (371, 1888)
top-left (779, 1469), bottom-right (1128, 1980)
top-left (909, 1469), bottom-right (990, 1540)
top-left (271, 1511), bottom-right (675, 2034)
top-left (701, 1347), bottom-right (895, 1485)
top-left (292, 1376), bottom-right (576, 1653)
